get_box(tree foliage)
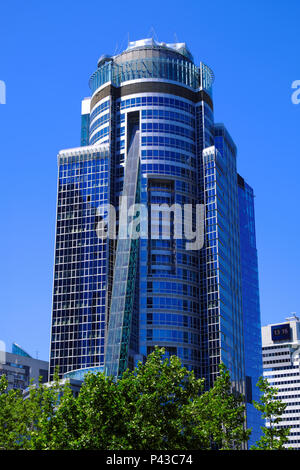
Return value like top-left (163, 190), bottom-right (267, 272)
top-left (251, 377), bottom-right (290, 450)
top-left (0, 349), bottom-right (285, 450)
top-left (198, 363), bottom-right (250, 449)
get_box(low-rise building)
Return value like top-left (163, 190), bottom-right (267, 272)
top-left (262, 314), bottom-right (300, 449)
top-left (0, 342), bottom-right (49, 391)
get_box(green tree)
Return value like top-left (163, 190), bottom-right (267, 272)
top-left (22, 371), bottom-right (68, 450)
top-left (0, 375), bottom-right (26, 449)
top-left (251, 377), bottom-right (290, 450)
top-left (196, 363), bottom-right (250, 450)
top-left (0, 369), bottom-right (75, 450)
top-left (0, 349), bottom-right (251, 450)
top-left (62, 348), bottom-right (210, 450)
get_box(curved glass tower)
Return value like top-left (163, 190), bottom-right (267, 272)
top-left (88, 39), bottom-right (216, 381)
top-left (50, 39), bottom-right (262, 440)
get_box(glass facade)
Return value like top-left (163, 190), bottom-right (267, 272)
top-left (12, 342), bottom-right (31, 357)
top-left (238, 175), bottom-right (263, 446)
top-left (49, 38), bottom-right (262, 445)
top-left (201, 125), bottom-right (245, 393)
top-left (214, 125), bottom-right (245, 391)
top-left (49, 145), bottom-right (110, 379)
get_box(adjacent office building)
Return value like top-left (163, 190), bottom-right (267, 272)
top-left (49, 38), bottom-right (262, 440)
top-left (0, 343), bottom-right (49, 391)
top-left (262, 315), bottom-right (300, 449)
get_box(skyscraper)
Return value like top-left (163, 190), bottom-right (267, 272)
top-left (49, 39), bottom-right (262, 435)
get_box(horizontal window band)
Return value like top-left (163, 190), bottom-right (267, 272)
top-left (90, 82), bottom-right (213, 111)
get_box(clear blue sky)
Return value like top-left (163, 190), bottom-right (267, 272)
top-left (0, 0), bottom-right (299, 360)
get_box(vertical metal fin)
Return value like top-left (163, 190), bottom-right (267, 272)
top-left (104, 130), bottom-right (140, 378)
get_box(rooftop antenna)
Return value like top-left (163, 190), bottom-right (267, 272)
top-left (36, 350), bottom-right (39, 360)
top-left (148, 26), bottom-right (159, 42)
top-left (117, 33), bottom-right (128, 55)
top-left (174, 32), bottom-right (179, 43)
top-left (113, 41), bottom-right (119, 56)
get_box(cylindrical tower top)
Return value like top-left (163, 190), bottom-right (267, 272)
top-left (114, 38), bottom-right (194, 63)
top-left (89, 38), bottom-right (214, 97)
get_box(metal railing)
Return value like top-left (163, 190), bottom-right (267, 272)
top-left (89, 58), bottom-right (214, 96)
